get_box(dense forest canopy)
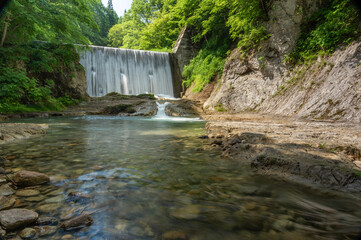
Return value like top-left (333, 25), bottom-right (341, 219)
top-left (0, 0), bottom-right (359, 113)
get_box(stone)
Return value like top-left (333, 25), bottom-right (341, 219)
top-left (0, 208), bottom-right (38, 230)
top-left (15, 189), bottom-right (40, 197)
top-left (129, 225), bottom-right (154, 237)
top-left (19, 228), bottom-right (36, 239)
top-left (354, 161), bottom-right (361, 169)
top-left (25, 196), bottom-right (45, 202)
top-left (34, 226), bottom-right (58, 237)
top-left (60, 214), bottom-right (93, 231)
top-left (162, 230), bottom-right (188, 240)
top-left (0, 183), bottom-right (14, 196)
top-left (67, 192), bottom-right (90, 202)
top-left (0, 196), bottom-right (16, 210)
top-left (170, 205), bottom-right (200, 220)
top-left (0, 227), bottom-right (5, 238)
top-left (45, 195), bottom-right (64, 203)
top-left (36, 203), bottom-right (60, 213)
top-left (36, 217), bottom-right (58, 226)
top-left (13, 170), bottom-right (50, 187)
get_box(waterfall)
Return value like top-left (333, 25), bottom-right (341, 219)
top-left (79, 46), bottom-right (174, 97)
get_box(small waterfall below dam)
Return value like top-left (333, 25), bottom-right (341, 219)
top-left (79, 46), bottom-right (175, 97)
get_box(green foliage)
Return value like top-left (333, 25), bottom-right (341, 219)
top-left (285, 0), bottom-right (360, 64)
top-left (80, 0), bottom-right (119, 46)
top-left (0, 43), bottom-right (82, 113)
top-left (215, 103), bottom-right (227, 112)
top-left (0, 0), bottom-right (100, 46)
top-left (183, 35), bottom-right (228, 92)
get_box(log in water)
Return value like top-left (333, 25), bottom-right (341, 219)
top-left (79, 46), bottom-right (174, 97)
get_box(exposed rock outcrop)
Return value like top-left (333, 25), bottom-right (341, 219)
top-left (198, 0), bottom-right (360, 123)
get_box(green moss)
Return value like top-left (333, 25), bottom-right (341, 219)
top-left (215, 103), bottom-right (227, 112)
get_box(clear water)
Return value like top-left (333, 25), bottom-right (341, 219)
top-left (1, 116), bottom-right (361, 240)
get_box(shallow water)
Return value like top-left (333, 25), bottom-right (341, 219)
top-left (1, 116), bottom-right (361, 239)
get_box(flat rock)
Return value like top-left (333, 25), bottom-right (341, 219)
top-left (0, 196), bottom-right (16, 211)
top-left (34, 225), bottom-right (58, 237)
top-left (162, 230), bottom-right (188, 240)
top-left (19, 227), bottom-right (36, 239)
top-left (16, 189), bottom-right (40, 197)
top-left (13, 170), bottom-right (50, 187)
top-left (36, 217), bottom-right (58, 226)
top-left (36, 203), bottom-right (60, 213)
top-left (170, 205), bottom-right (200, 220)
top-left (0, 183), bottom-right (14, 196)
top-left (60, 214), bottom-right (93, 231)
top-left (0, 208), bottom-right (38, 230)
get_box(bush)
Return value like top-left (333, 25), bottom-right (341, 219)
top-left (0, 43), bottom-right (82, 113)
top-left (286, 0), bottom-right (360, 64)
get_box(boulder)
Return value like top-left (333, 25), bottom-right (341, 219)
top-left (0, 208), bottom-right (38, 230)
top-left (13, 170), bottom-right (50, 187)
top-left (60, 214), bottom-right (93, 231)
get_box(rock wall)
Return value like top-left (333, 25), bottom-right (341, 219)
top-left (200, 0), bottom-right (361, 123)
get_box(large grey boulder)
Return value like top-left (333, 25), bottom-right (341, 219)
top-left (0, 208), bottom-right (38, 230)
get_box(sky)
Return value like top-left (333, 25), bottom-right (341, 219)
top-left (101, 0), bottom-right (133, 16)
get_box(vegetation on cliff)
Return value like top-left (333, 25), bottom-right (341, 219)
top-left (108, 0), bottom-right (359, 92)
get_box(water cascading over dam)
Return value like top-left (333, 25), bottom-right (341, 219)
top-left (79, 46), bottom-right (176, 97)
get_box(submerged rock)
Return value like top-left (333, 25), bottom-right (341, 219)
top-left (170, 205), bottom-right (200, 220)
top-left (13, 170), bottom-right (50, 187)
top-left (60, 214), bottom-right (93, 231)
top-left (0, 183), bottom-right (15, 196)
top-left (34, 225), bottom-right (58, 237)
top-left (15, 189), bottom-right (40, 197)
top-left (162, 230), bottom-right (188, 240)
top-left (36, 217), bottom-right (58, 226)
top-left (19, 227), bottom-right (37, 239)
top-left (0, 196), bottom-right (16, 211)
top-left (0, 208), bottom-right (38, 230)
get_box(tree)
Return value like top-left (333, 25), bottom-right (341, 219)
top-left (0, 0), bottom-right (98, 46)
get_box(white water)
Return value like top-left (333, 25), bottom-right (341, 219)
top-left (152, 102), bottom-right (203, 122)
top-left (79, 46), bottom-right (174, 97)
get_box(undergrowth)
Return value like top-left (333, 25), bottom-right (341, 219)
top-left (0, 43), bottom-right (82, 113)
top-left (284, 0), bottom-right (360, 64)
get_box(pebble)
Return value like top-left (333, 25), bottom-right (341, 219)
top-left (0, 183), bottom-right (15, 196)
top-left (36, 203), bottom-right (60, 213)
top-left (25, 196), bottom-right (45, 202)
top-left (36, 217), bottom-right (58, 226)
top-left (19, 228), bottom-right (36, 239)
top-left (162, 230), bottom-right (188, 239)
top-left (171, 205), bottom-right (200, 220)
top-left (15, 189), bottom-right (40, 197)
top-left (34, 225), bottom-right (58, 237)
top-left (60, 214), bottom-right (93, 231)
top-left (0, 196), bottom-right (16, 210)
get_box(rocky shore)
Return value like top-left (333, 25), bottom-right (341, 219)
top-left (0, 164), bottom-right (94, 239)
top-left (202, 112), bottom-right (361, 192)
top-left (0, 124), bottom-right (48, 145)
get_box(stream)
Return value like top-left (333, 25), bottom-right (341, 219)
top-left (1, 115), bottom-right (361, 239)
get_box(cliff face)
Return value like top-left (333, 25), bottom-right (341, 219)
top-left (199, 0), bottom-right (361, 123)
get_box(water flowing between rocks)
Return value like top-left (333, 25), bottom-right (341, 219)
top-left (2, 116), bottom-right (361, 239)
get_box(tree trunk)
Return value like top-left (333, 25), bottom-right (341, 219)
top-left (0, 14), bottom-right (10, 47)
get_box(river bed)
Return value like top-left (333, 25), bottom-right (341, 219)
top-left (1, 116), bottom-right (361, 239)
